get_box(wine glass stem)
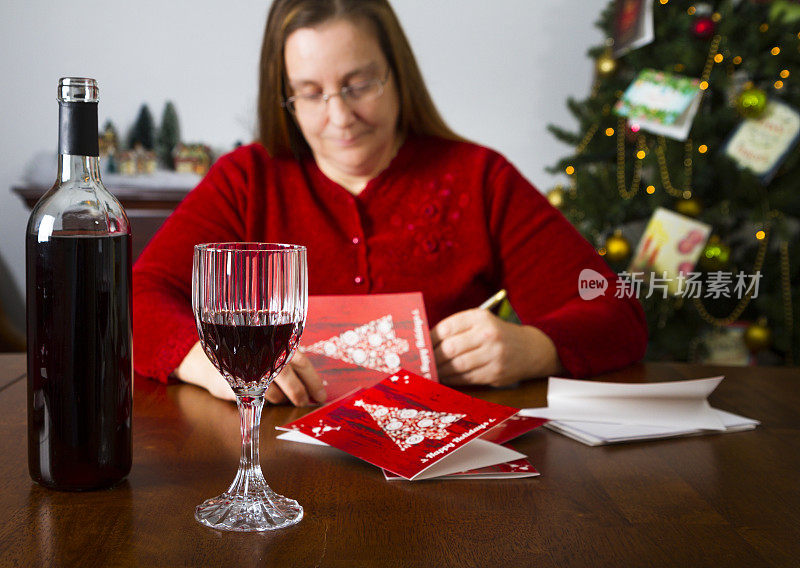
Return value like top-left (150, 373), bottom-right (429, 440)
top-left (230, 394), bottom-right (268, 495)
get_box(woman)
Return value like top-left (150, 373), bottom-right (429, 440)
top-left (133, 0), bottom-right (648, 405)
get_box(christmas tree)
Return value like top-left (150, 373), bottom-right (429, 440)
top-left (127, 104), bottom-right (156, 150)
top-left (548, 0), bottom-right (799, 365)
top-left (157, 101), bottom-right (181, 169)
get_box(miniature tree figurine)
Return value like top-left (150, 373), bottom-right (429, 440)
top-left (127, 104), bottom-right (155, 151)
top-left (157, 101), bottom-right (181, 169)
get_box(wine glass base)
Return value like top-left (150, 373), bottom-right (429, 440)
top-left (195, 491), bottom-right (303, 532)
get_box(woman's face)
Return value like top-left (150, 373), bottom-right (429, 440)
top-left (284, 18), bottom-right (401, 182)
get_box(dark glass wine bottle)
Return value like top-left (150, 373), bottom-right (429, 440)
top-left (26, 77), bottom-right (133, 490)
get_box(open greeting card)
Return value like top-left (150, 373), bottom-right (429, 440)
top-left (277, 372), bottom-right (545, 480)
top-left (381, 449), bottom-right (538, 481)
top-left (521, 377), bottom-right (759, 446)
top-left (299, 293), bottom-right (438, 401)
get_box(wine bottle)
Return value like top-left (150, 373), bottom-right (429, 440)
top-left (26, 78), bottom-right (133, 490)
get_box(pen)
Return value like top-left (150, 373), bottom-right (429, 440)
top-left (478, 289), bottom-right (507, 310)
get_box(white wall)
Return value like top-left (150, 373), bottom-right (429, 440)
top-left (0, 0), bottom-right (603, 329)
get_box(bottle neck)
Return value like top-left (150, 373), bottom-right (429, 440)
top-left (57, 154), bottom-right (101, 184)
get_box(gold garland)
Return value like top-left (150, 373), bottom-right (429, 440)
top-left (616, 118), bottom-right (644, 199)
top-left (655, 137), bottom-right (694, 198)
top-left (700, 35), bottom-right (722, 86)
top-left (575, 121), bottom-right (600, 155)
top-left (692, 211), bottom-right (789, 331)
top-left (780, 240), bottom-right (794, 365)
top-left (651, 35), bottom-right (721, 198)
top-left (692, 225), bottom-right (768, 326)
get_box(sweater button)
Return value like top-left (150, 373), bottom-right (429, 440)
top-left (354, 276), bottom-right (363, 285)
top-left (422, 204), bottom-right (437, 217)
top-left (352, 237), bottom-right (360, 245)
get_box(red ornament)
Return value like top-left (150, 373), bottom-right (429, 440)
top-left (691, 16), bottom-right (715, 39)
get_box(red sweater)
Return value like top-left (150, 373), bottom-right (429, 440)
top-left (133, 136), bottom-right (647, 383)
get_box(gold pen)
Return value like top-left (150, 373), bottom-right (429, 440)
top-left (478, 289), bottom-right (507, 310)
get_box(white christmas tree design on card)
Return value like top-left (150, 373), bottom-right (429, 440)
top-left (303, 315), bottom-right (410, 374)
top-left (278, 371), bottom-right (526, 480)
top-left (299, 293), bottom-right (438, 401)
top-left (353, 400), bottom-right (465, 451)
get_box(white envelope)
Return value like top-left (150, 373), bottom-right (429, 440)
top-left (543, 409), bottom-right (759, 446)
top-left (520, 376), bottom-right (727, 431)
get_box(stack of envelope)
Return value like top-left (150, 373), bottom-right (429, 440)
top-left (521, 377), bottom-right (759, 446)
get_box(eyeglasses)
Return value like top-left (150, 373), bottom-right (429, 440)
top-left (283, 70), bottom-right (390, 116)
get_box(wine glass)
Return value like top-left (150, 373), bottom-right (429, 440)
top-left (192, 242), bottom-right (307, 531)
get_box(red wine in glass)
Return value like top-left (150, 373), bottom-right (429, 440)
top-left (199, 317), bottom-right (302, 386)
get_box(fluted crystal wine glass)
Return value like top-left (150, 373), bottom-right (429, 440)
top-left (192, 243), bottom-right (307, 531)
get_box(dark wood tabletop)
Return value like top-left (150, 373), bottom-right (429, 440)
top-left (0, 355), bottom-right (798, 567)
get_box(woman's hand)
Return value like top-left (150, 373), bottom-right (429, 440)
top-left (265, 351), bottom-right (327, 406)
top-left (174, 342), bottom-right (327, 406)
top-left (174, 342), bottom-right (237, 400)
top-left (430, 309), bottom-right (563, 387)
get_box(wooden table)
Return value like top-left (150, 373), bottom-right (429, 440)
top-left (0, 356), bottom-right (797, 567)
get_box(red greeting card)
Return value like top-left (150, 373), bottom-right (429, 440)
top-left (278, 371), bottom-right (520, 480)
top-left (479, 414), bottom-right (548, 444)
top-left (613, 0), bottom-right (654, 57)
top-left (300, 293), bottom-right (438, 401)
top-left (383, 450), bottom-right (539, 481)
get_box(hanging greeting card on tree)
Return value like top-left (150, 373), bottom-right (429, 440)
top-left (299, 292), bottom-right (437, 401)
top-left (277, 371), bottom-right (523, 480)
top-left (614, 69), bottom-right (702, 140)
top-left (723, 99), bottom-right (800, 183)
top-left (628, 207), bottom-right (711, 294)
top-left (612, 0), bottom-right (654, 57)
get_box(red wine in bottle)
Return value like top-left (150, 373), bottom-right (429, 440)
top-left (26, 78), bottom-right (132, 491)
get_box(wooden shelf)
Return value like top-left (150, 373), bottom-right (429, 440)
top-left (12, 183), bottom-right (190, 261)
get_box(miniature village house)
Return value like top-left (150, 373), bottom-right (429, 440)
top-left (173, 143), bottom-right (212, 176)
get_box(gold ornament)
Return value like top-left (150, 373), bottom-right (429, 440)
top-left (596, 50), bottom-right (618, 77)
top-left (744, 318), bottom-right (772, 353)
top-left (547, 186), bottom-right (565, 208)
top-left (699, 235), bottom-right (730, 271)
top-left (675, 197), bottom-right (702, 217)
top-left (604, 230), bottom-right (632, 263)
top-left (736, 87), bottom-right (767, 118)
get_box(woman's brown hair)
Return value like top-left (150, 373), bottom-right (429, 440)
top-left (257, 0), bottom-right (464, 158)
